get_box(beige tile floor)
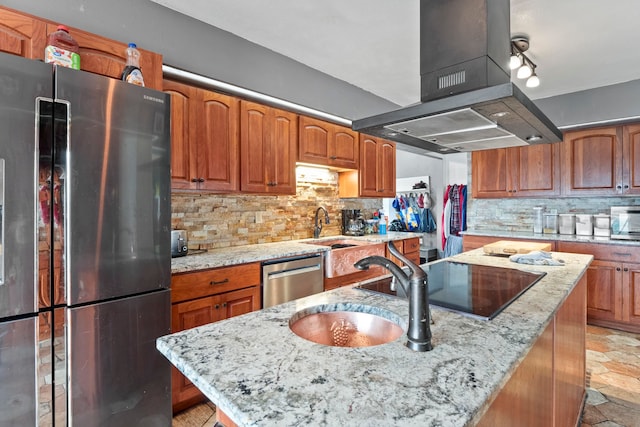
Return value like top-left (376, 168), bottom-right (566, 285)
top-left (172, 325), bottom-right (640, 427)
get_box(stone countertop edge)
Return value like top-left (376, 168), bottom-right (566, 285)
top-left (170, 232), bottom-right (420, 274)
top-left (157, 249), bottom-right (593, 427)
top-left (461, 229), bottom-right (640, 246)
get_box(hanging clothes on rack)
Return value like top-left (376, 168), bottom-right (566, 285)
top-left (442, 184), bottom-right (467, 256)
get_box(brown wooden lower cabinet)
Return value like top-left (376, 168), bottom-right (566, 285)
top-left (558, 241), bottom-right (640, 333)
top-left (478, 274), bottom-right (586, 426)
top-left (171, 263), bottom-right (261, 413)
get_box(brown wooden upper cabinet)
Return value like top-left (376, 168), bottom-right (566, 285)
top-left (562, 124), bottom-right (640, 196)
top-left (164, 79), bottom-right (240, 192)
top-left (339, 134), bottom-right (396, 198)
top-left (240, 100), bottom-right (297, 195)
top-left (471, 143), bottom-right (560, 198)
top-left (0, 7), bottom-right (46, 59)
top-left (52, 23), bottom-right (163, 90)
top-left (298, 116), bottom-right (359, 169)
top-left (0, 7), bottom-right (163, 90)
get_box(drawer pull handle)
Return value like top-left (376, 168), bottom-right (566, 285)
top-left (210, 278), bottom-right (230, 285)
top-left (613, 252), bottom-right (631, 257)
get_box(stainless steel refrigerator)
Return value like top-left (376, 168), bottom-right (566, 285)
top-left (0, 52), bottom-right (172, 426)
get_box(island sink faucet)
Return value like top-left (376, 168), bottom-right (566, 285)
top-left (313, 206), bottom-right (330, 239)
top-left (355, 241), bottom-right (433, 352)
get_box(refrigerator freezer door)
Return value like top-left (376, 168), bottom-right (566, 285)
top-left (54, 67), bottom-right (171, 305)
top-left (67, 289), bottom-right (171, 426)
top-left (0, 317), bottom-right (37, 426)
top-left (0, 53), bottom-right (51, 318)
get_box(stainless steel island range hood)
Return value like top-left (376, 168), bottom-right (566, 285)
top-left (352, 0), bottom-right (562, 153)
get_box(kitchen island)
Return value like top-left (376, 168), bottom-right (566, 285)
top-left (158, 249), bottom-right (592, 426)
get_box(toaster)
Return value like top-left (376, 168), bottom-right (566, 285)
top-left (171, 230), bottom-right (188, 258)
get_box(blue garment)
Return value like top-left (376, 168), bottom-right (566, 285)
top-left (443, 235), bottom-right (463, 257)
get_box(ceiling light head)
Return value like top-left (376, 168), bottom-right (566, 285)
top-left (511, 36), bottom-right (530, 53)
top-left (517, 63), bottom-right (532, 79)
top-left (526, 73), bottom-right (540, 88)
top-left (509, 54), bottom-right (522, 70)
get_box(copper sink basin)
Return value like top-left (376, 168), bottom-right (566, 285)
top-left (303, 238), bottom-right (386, 278)
top-left (289, 304), bottom-right (405, 347)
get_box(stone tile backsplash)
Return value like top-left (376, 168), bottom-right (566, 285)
top-left (171, 177), bottom-right (381, 249)
top-left (466, 197), bottom-right (640, 233)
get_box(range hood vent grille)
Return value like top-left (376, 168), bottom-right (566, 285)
top-left (351, 0), bottom-right (562, 154)
top-left (439, 70), bottom-right (466, 90)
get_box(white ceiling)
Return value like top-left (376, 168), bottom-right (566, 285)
top-left (151, 0), bottom-right (639, 107)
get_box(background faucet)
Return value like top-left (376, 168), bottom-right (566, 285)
top-left (355, 241), bottom-right (433, 352)
top-left (313, 206), bottom-right (330, 239)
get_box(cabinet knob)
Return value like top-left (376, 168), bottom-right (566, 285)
top-left (617, 184), bottom-right (623, 190)
top-left (616, 267), bottom-right (622, 272)
top-left (199, 178), bottom-right (205, 183)
top-left (329, 156), bottom-right (337, 160)
top-left (191, 178), bottom-right (199, 182)
top-left (215, 304), bottom-right (220, 309)
top-left (624, 184), bottom-right (630, 189)
top-left (624, 268), bottom-right (629, 272)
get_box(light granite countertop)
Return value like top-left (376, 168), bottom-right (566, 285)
top-left (158, 249), bottom-right (593, 426)
top-left (462, 229), bottom-right (640, 246)
top-left (171, 232), bottom-right (421, 274)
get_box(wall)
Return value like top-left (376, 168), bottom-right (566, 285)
top-left (3, 1), bottom-right (397, 121)
top-left (171, 171), bottom-right (381, 249)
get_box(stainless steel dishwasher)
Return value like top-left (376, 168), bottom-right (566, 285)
top-left (262, 254), bottom-right (324, 308)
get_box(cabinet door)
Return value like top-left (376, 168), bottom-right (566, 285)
top-left (0, 7), bottom-right (46, 59)
top-left (512, 143), bottom-right (560, 197)
top-left (298, 115), bottom-right (330, 165)
top-left (171, 296), bottom-right (219, 410)
top-left (359, 135), bottom-right (380, 196)
top-left (197, 90), bottom-right (240, 192)
top-left (48, 23), bottom-right (163, 90)
top-left (270, 107), bottom-right (297, 194)
top-left (331, 125), bottom-right (359, 169)
top-left (377, 139), bottom-right (396, 197)
top-left (622, 124), bottom-right (640, 195)
top-left (219, 286), bottom-right (261, 320)
top-left (471, 149), bottom-right (510, 198)
top-left (164, 80), bottom-right (199, 190)
top-left (585, 260), bottom-right (621, 324)
top-left (561, 126), bottom-right (623, 196)
top-left (240, 101), bottom-right (270, 193)
top-left (623, 263), bottom-right (640, 327)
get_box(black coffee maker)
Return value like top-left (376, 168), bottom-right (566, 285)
top-left (341, 209), bottom-right (364, 236)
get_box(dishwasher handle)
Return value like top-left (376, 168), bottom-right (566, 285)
top-left (266, 264), bottom-right (321, 281)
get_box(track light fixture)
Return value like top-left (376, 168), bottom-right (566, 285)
top-left (510, 37), bottom-right (540, 88)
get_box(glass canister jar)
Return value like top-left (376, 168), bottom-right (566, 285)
top-left (533, 207), bottom-right (544, 234)
top-left (543, 213), bottom-right (558, 234)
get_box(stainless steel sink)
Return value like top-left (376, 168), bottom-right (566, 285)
top-left (289, 304), bottom-right (405, 347)
top-left (302, 238), bottom-right (386, 278)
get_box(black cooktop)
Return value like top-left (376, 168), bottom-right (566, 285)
top-left (356, 260), bottom-right (546, 320)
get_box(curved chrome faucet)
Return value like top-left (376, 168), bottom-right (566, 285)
top-left (354, 241), bottom-right (433, 352)
top-left (313, 206), bottom-right (330, 239)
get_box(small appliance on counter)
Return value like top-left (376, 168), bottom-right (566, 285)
top-left (171, 230), bottom-right (188, 257)
top-left (610, 206), bottom-right (640, 240)
top-left (341, 209), bottom-right (364, 236)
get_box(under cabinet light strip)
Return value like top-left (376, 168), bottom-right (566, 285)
top-left (162, 65), bottom-right (352, 127)
top-left (557, 115), bottom-right (640, 130)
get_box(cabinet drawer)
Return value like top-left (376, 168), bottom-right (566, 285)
top-left (172, 262), bottom-right (261, 303)
top-left (558, 242), bottom-right (640, 263)
top-left (402, 237), bottom-right (421, 254)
